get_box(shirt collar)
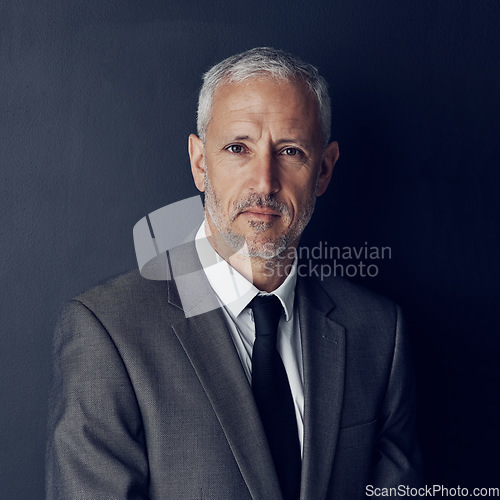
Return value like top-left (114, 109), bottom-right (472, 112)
top-left (195, 222), bottom-right (297, 320)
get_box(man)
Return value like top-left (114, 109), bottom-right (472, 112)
top-left (46, 47), bottom-right (422, 499)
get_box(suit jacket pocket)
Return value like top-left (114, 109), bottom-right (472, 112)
top-left (337, 418), bottom-right (378, 450)
top-left (327, 419), bottom-right (379, 498)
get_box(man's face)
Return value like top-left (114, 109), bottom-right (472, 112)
top-left (190, 77), bottom-right (338, 259)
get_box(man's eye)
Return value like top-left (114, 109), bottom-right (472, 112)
top-left (281, 147), bottom-right (301, 156)
top-left (226, 145), bottom-right (244, 154)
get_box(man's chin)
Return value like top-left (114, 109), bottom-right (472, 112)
top-left (211, 225), bottom-right (291, 260)
top-left (237, 238), bottom-right (288, 260)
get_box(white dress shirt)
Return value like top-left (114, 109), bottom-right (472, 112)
top-left (195, 222), bottom-right (305, 454)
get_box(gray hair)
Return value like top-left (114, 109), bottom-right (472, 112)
top-left (197, 47), bottom-right (331, 148)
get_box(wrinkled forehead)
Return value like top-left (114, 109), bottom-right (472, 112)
top-left (209, 76), bottom-right (322, 138)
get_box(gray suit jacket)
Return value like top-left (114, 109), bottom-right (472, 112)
top-left (46, 244), bottom-right (422, 499)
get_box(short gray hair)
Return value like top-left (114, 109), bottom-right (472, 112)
top-left (197, 47), bottom-right (331, 148)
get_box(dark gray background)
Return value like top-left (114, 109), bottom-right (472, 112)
top-left (1, 0), bottom-right (499, 497)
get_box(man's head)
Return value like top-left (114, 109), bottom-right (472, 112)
top-left (189, 47), bottom-right (339, 266)
top-left (197, 47), bottom-right (332, 149)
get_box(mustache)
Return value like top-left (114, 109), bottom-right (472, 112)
top-left (232, 194), bottom-right (291, 219)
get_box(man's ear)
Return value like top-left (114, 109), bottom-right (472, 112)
top-left (188, 134), bottom-right (206, 192)
top-left (316, 141), bottom-right (340, 197)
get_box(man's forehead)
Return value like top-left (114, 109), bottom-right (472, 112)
top-left (211, 117), bottom-right (318, 147)
top-left (208, 77), bottom-right (321, 137)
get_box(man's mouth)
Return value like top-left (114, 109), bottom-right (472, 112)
top-left (240, 207), bottom-right (281, 220)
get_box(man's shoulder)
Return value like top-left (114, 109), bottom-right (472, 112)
top-left (319, 275), bottom-right (395, 306)
top-left (299, 274), bottom-right (399, 325)
top-left (298, 276), bottom-right (406, 357)
top-left (75, 269), bottom-right (160, 302)
top-left (70, 269), bottom-right (174, 322)
top-left (301, 273), bottom-right (394, 304)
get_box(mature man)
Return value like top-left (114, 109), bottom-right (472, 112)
top-left (46, 47), bottom-right (422, 499)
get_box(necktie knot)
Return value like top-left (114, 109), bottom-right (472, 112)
top-left (250, 295), bottom-right (283, 339)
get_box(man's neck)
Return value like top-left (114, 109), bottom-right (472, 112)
top-left (204, 222), bottom-right (295, 293)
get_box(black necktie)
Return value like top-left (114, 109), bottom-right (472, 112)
top-left (250, 294), bottom-right (301, 500)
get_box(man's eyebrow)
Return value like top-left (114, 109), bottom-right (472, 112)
top-left (276, 138), bottom-right (313, 150)
top-left (224, 136), bottom-right (313, 149)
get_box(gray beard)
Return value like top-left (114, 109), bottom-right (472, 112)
top-left (203, 172), bottom-right (317, 259)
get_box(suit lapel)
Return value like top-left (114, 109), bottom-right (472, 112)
top-left (297, 277), bottom-right (346, 500)
top-left (166, 243), bottom-right (283, 500)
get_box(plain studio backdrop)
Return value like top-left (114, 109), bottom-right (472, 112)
top-left (1, 0), bottom-right (499, 497)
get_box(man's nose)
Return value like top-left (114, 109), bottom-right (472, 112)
top-left (249, 152), bottom-right (280, 195)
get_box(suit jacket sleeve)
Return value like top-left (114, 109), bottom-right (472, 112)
top-left (46, 300), bottom-right (149, 500)
top-left (370, 304), bottom-right (423, 488)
